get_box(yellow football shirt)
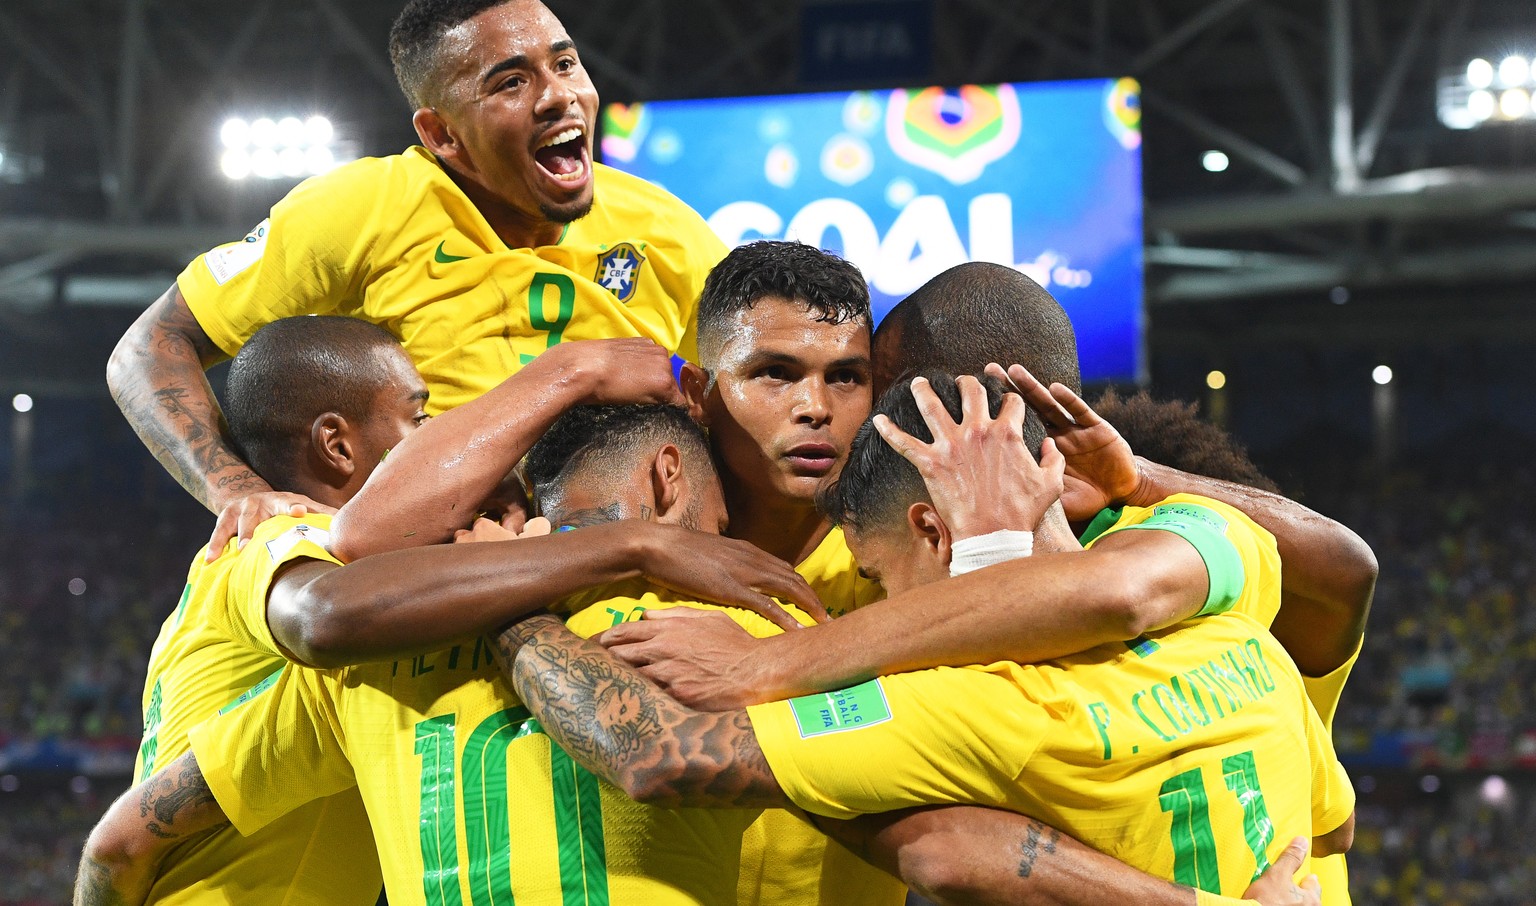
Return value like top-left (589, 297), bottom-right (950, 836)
top-left (736, 525), bottom-right (904, 906)
top-left (1302, 639), bottom-right (1362, 906)
top-left (191, 580), bottom-right (812, 906)
top-left (134, 513), bottom-right (380, 905)
top-left (179, 147), bottom-right (726, 415)
top-left (1081, 494), bottom-right (1283, 628)
top-left (749, 614), bottom-right (1354, 897)
top-left (1086, 495), bottom-right (1357, 904)
top-left (750, 503), bottom-right (1354, 898)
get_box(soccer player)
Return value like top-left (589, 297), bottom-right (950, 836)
top-left (83, 399), bottom-right (1324, 906)
top-left (679, 239), bottom-right (899, 905)
top-left (1086, 389), bottom-right (1362, 906)
top-left (80, 403), bottom-right (822, 906)
top-left (600, 263), bottom-right (1374, 712)
top-left (106, 0), bottom-right (726, 550)
top-left (117, 318), bottom-right (417, 905)
top-left (640, 248), bottom-right (1364, 904)
top-left (493, 372), bottom-right (1357, 901)
top-left (105, 315), bottom-right (820, 904)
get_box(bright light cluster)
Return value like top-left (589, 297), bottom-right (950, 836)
top-left (219, 116), bottom-right (347, 180)
top-left (1440, 56), bottom-right (1536, 129)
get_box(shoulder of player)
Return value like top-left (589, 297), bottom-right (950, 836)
top-left (1124, 493), bottom-right (1272, 546)
top-left (274, 149), bottom-right (440, 214)
top-left (591, 164), bottom-right (716, 235)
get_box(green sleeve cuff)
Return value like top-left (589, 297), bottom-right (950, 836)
top-left (1102, 502), bottom-right (1246, 615)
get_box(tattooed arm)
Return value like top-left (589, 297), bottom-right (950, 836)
top-left (815, 807), bottom-right (1319, 906)
top-left (106, 285), bottom-right (265, 513)
top-left (497, 614), bottom-right (790, 809)
top-left (75, 752), bottom-right (230, 906)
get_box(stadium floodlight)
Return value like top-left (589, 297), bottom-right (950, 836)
top-left (219, 113), bottom-right (352, 180)
top-left (220, 118), bottom-right (250, 149)
top-left (1440, 53), bottom-right (1536, 128)
top-left (1372, 365), bottom-right (1393, 385)
top-left (1201, 150), bottom-right (1229, 172)
top-left (277, 117), bottom-right (306, 148)
top-left (1498, 55), bottom-right (1530, 87)
top-left (305, 115), bottom-right (334, 145)
top-left (1468, 89), bottom-right (1497, 121)
top-left (1501, 88), bottom-right (1532, 119)
top-left (11, 393), bottom-right (32, 413)
top-left (1467, 57), bottom-right (1495, 88)
top-left (249, 117), bottom-right (278, 148)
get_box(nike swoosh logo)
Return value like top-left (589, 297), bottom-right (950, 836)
top-left (434, 241), bottom-right (470, 264)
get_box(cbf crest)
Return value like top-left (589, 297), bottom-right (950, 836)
top-left (595, 243), bottom-right (646, 303)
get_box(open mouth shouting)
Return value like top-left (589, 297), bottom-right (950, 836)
top-left (534, 124), bottom-right (590, 188)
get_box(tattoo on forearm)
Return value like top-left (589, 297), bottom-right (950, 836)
top-left (74, 857), bottom-right (128, 906)
top-left (138, 756), bottom-right (217, 840)
top-left (496, 617), bottom-right (785, 809)
top-left (1016, 820), bottom-right (1061, 878)
top-left (111, 292), bottom-right (254, 510)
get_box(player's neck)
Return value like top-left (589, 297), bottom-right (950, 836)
top-left (483, 208), bottom-right (565, 250)
top-left (723, 487), bottom-right (833, 566)
top-left (288, 477), bottom-right (352, 512)
top-left (445, 169), bottom-right (565, 249)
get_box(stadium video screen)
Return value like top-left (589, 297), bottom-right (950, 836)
top-left (601, 78), bottom-right (1145, 383)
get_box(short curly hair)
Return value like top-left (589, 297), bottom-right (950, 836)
top-left (1091, 389), bottom-right (1280, 493)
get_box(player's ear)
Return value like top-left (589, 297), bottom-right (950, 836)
top-left (907, 502), bottom-right (951, 562)
top-left (650, 443), bottom-right (686, 522)
top-left (678, 363), bottom-right (711, 425)
top-left (413, 107), bottom-right (464, 167)
top-left (311, 412), bottom-right (357, 482)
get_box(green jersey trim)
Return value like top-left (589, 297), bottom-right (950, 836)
top-left (1097, 502), bottom-right (1246, 616)
top-left (1078, 506), bottom-right (1124, 546)
top-left (219, 666), bottom-right (285, 715)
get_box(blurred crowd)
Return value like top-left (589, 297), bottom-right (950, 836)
top-left (3, 458), bottom-right (1534, 903)
top-left (0, 512), bottom-right (198, 749)
top-left (1325, 463), bottom-right (1536, 771)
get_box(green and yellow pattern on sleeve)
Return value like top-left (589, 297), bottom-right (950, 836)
top-left (194, 579), bottom-right (810, 906)
top-left (138, 512), bottom-right (379, 905)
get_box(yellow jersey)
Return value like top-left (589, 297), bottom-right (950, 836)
top-left (134, 514), bottom-right (380, 905)
top-left (179, 147), bottom-right (726, 415)
top-left (749, 500), bottom-right (1355, 898)
top-left (1086, 495), bottom-right (1357, 904)
top-left (1302, 640), bottom-right (1362, 906)
top-left (736, 525), bottom-right (904, 906)
top-left (191, 578), bottom-right (812, 906)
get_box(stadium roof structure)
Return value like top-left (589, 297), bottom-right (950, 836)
top-left (0, 0), bottom-right (1533, 359)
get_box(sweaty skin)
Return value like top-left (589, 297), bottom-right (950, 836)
top-left (684, 296), bottom-right (872, 566)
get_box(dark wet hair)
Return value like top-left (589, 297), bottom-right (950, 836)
top-left (524, 404), bottom-right (712, 515)
top-left (1092, 389), bottom-right (1280, 493)
top-left (390, 0), bottom-right (515, 108)
top-left (820, 369), bottom-right (1043, 534)
top-left (224, 316), bottom-right (403, 489)
top-left (696, 240), bottom-right (871, 366)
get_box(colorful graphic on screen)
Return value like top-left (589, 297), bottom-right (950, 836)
top-left (602, 78), bottom-right (1144, 383)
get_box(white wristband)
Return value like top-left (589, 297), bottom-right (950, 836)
top-left (949, 529), bottom-right (1034, 577)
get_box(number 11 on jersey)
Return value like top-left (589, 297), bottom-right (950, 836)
top-left (1158, 749), bottom-right (1276, 893)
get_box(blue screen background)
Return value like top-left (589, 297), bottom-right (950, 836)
top-left (603, 78), bottom-right (1144, 383)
